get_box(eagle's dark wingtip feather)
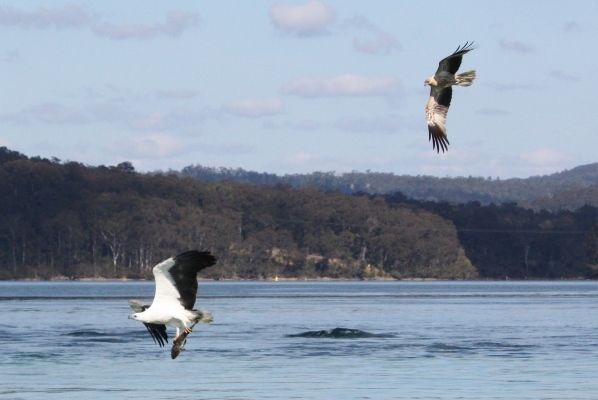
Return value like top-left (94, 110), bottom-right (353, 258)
top-left (175, 250), bottom-right (217, 268)
top-left (144, 324), bottom-right (157, 345)
top-left (143, 323), bottom-right (168, 347)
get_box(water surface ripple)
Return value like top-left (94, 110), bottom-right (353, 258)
top-left (1, 281), bottom-right (597, 399)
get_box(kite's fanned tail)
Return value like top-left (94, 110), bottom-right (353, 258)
top-left (455, 70), bottom-right (476, 86)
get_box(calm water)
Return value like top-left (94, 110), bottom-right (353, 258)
top-left (1, 281), bottom-right (598, 399)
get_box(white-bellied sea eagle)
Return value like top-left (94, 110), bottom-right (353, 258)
top-left (129, 250), bottom-right (216, 359)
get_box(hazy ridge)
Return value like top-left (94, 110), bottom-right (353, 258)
top-left (180, 163), bottom-right (598, 210)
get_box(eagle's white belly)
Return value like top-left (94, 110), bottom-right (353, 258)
top-left (142, 301), bottom-right (191, 329)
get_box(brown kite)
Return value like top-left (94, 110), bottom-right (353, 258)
top-left (424, 42), bottom-right (476, 152)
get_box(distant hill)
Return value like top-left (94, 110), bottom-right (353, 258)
top-left (0, 147), bottom-right (474, 280)
top-left (1, 146), bottom-right (596, 280)
top-left (526, 184), bottom-right (598, 211)
top-left (180, 163), bottom-right (598, 209)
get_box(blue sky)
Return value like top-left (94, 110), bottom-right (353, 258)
top-left (1, 0), bottom-right (596, 178)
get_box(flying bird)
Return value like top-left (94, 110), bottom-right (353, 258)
top-left (424, 42), bottom-right (477, 152)
top-left (129, 250), bottom-right (216, 358)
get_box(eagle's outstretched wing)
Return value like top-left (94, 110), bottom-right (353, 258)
top-left (152, 251), bottom-right (217, 310)
top-left (426, 86), bottom-right (452, 153)
top-left (436, 41), bottom-right (475, 75)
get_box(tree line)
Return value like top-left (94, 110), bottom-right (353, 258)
top-left (1, 147), bottom-right (596, 280)
top-left (0, 147), bottom-right (473, 280)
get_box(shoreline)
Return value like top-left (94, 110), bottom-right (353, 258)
top-left (1, 276), bottom-right (595, 282)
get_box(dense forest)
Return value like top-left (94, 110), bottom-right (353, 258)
top-left (1, 147), bottom-right (597, 280)
top-left (0, 147), bottom-right (473, 280)
top-left (383, 193), bottom-right (598, 279)
top-left (180, 163), bottom-right (598, 210)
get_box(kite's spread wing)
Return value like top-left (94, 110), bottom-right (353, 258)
top-left (436, 41), bottom-right (475, 75)
top-left (426, 86), bottom-right (452, 153)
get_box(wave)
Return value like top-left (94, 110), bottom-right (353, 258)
top-left (65, 330), bottom-right (110, 337)
top-left (287, 327), bottom-right (392, 339)
top-left (62, 329), bottom-right (138, 344)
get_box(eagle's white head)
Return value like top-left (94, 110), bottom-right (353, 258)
top-left (129, 311), bottom-right (153, 323)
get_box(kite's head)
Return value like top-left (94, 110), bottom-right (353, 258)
top-left (424, 77), bottom-right (437, 87)
top-left (129, 313), bottom-right (140, 320)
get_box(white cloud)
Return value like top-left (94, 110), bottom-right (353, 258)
top-left (344, 15), bottom-right (400, 55)
top-left (282, 74), bottom-right (399, 98)
top-left (0, 4), bottom-right (95, 29)
top-left (288, 151), bottom-right (318, 165)
top-left (0, 5), bottom-right (199, 40)
top-left (353, 32), bottom-right (400, 55)
top-left (224, 98), bottom-right (284, 117)
top-left (549, 70), bottom-right (580, 83)
top-left (201, 142), bottom-right (255, 156)
top-left (1, 49), bottom-right (19, 63)
top-left (563, 21), bottom-right (581, 33)
top-left (335, 115), bottom-right (401, 134)
top-left (89, 102), bottom-right (134, 124)
top-left (490, 83), bottom-right (538, 92)
top-left (92, 11), bottom-right (199, 40)
top-left (0, 103), bottom-right (89, 125)
top-left (475, 108), bottom-right (510, 116)
top-left (263, 119), bottom-right (321, 131)
top-left (520, 148), bottom-right (567, 165)
top-left (155, 89), bottom-right (199, 100)
top-left (270, 0), bottom-right (335, 36)
top-left (129, 108), bottom-right (215, 131)
top-left (129, 134), bottom-right (184, 158)
top-left (499, 39), bottom-right (533, 54)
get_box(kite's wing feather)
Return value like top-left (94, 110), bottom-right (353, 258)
top-left (436, 41), bottom-right (475, 75)
top-left (426, 87), bottom-right (452, 153)
top-left (143, 322), bottom-right (168, 347)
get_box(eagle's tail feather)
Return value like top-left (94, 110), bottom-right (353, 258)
top-left (456, 70), bottom-right (476, 86)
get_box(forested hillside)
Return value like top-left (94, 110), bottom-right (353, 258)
top-left (1, 147), bottom-right (596, 280)
top-left (0, 147), bottom-right (474, 280)
top-left (384, 193), bottom-right (598, 279)
top-left (180, 163), bottom-right (598, 209)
